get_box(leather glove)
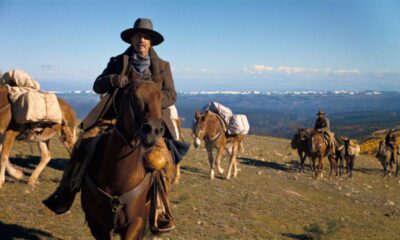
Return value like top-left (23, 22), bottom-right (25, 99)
top-left (111, 75), bottom-right (129, 88)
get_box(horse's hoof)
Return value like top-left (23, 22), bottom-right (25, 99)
top-left (173, 179), bottom-right (180, 184)
top-left (28, 178), bottom-right (37, 187)
top-left (218, 169), bottom-right (224, 174)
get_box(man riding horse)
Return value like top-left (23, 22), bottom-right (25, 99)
top-left (314, 110), bottom-right (336, 156)
top-left (43, 18), bottom-right (189, 232)
top-left (385, 128), bottom-right (399, 166)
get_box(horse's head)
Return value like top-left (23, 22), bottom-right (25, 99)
top-left (292, 128), bottom-right (311, 149)
top-left (308, 132), bottom-right (325, 156)
top-left (192, 111), bottom-right (209, 148)
top-left (117, 80), bottom-right (164, 148)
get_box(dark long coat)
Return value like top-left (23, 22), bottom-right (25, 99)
top-left (81, 46), bottom-right (178, 140)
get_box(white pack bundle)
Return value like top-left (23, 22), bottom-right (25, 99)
top-left (8, 87), bottom-right (62, 124)
top-left (228, 114), bottom-right (250, 135)
top-left (202, 102), bottom-right (233, 124)
top-left (0, 69), bottom-right (41, 90)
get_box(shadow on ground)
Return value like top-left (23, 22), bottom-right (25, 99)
top-left (281, 232), bottom-right (311, 240)
top-left (10, 156), bottom-right (68, 172)
top-left (180, 165), bottom-right (209, 178)
top-left (239, 157), bottom-right (290, 172)
top-left (0, 221), bottom-right (60, 240)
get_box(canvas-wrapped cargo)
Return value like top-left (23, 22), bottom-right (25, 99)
top-left (348, 139), bottom-right (360, 156)
top-left (0, 69), bottom-right (40, 90)
top-left (228, 114), bottom-right (250, 135)
top-left (8, 87), bottom-right (62, 124)
top-left (202, 102), bottom-right (233, 124)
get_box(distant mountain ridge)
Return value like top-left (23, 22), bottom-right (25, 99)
top-left (55, 90), bottom-right (400, 140)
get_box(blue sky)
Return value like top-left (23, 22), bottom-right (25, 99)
top-left (0, 0), bottom-right (399, 91)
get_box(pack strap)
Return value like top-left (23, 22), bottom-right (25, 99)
top-left (84, 171), bottom-right (156, 231)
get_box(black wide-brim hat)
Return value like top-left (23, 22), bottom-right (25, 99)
top-left (120, 18), bottom-right (164, 46)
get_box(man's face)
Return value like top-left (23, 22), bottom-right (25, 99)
top-left (131, 32), bottom-right (152, 56)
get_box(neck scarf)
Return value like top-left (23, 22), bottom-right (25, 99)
top-left (131, 53), bottom-right (151, 78)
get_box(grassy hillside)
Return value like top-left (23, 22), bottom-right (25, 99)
top-left (0, 129), bottom-right (400, 239)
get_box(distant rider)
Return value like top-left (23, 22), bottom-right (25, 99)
top-left (385, 128), bottom-right (399, 164)
top-left (314, 110), bottom-right (336, 155)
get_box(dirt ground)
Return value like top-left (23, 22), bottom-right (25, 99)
top-left (0, 129), bottom-right (399, 239)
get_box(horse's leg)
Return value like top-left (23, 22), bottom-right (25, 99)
top-left (215, 146), bottom-right (225, 175)
top-left (396, 157), bottom-right (398, 177)
top-left (308, 156), bottom-right (313, 171)
top-left (28, 140), bottom-right (51, 186)
top-left (206, 146), bottom-right (215, 180)
top-left (329, 157), bottom-right (333, 179)
top-left (121, 219), bottom-right (146, 240)
top-left (384, 158), bottom-right (388, 177)
top-left (312, 157), bottom-right (316, 178)
top-left (316, 156), bottom-right (323, 179)
top-left (348, 157), bottom-right (354, 179)
top-left (0, 129), bottom-right (23, 187)
top-left (225, 145), bottom-right (236, 180)
top-left (298, 150), bottom-right (304, 172)
top-left (232, 143), bottom-right (240, 178)
top-left (173, 162), bottom-right (181, 184)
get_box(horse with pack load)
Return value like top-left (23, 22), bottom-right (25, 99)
top-left (0, 69), bottom-right (77, 187)
top-left (192, 102), bottom-right (249, 180)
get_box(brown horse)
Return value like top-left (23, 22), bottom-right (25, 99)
top-left (192, 111), bottom-right (244, 180)
top-left (308, 131), bottom-right (337, 179)
top-left (376, 141), bottom-right (398, 177)
top-left (80, 80), bottom-right (175, 239)
top-left (0, 86), bottom-right (77, 187)
top-left (291, 128), bottom-right (313, 172)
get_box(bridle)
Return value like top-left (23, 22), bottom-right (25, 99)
top-left (192, 113), bottom-right (223, 143)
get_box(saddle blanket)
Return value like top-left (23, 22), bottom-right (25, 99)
top-left (7, 86), bottom-right (62, 124)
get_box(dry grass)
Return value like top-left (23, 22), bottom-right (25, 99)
top-left (1, 129), bottom-right (400, 239)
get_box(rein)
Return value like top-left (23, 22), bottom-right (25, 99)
top-left (112, 89), bottom-right (141, 151)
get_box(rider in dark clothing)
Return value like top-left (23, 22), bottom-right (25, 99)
top-left (385, 129), bottom-right (399, 164)
top-left (314, 110), bottom-right (336, 155)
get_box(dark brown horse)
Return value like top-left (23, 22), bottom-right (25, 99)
top-left (80, 80), bottom-right (175, 239)
top-left (291, 128), bottom-right (313, 172)
top-left (192, 111), bottom-right (244, 180)
top-left (376, 141), bottom-right (398, 177)
top-left (0, 86), bottom-right (77, 188)
top-left (308, 131), bottom-right (337, 179)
